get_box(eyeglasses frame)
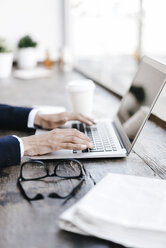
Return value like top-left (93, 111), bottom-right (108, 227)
top-left (17, 159), bottom-right (85, 202)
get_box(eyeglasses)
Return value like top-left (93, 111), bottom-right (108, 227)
top-left (17, 159), bottom-right (85, 202)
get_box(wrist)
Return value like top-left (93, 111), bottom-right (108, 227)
top-left (34, 112), bottom-right (42, 127)
top-left (21, 137), bottom-right (33, 156)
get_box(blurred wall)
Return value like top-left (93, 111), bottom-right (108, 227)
top-left (0, 0), bottom-right (62, 61)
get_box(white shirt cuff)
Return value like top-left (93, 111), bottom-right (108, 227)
top-left (27, 109), bottom-right (39, 128)
top-left (13, 135), bottom-right (24, 158)
top-left (12, 109), bottom-right (39, 158)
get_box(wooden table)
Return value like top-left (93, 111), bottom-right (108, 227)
top-left (0, 68), bottom-right (166, 248)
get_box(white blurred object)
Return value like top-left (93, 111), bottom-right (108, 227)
top-left (58, 0), bottom-right (73, 71)
top-left (66, 79), bottom-right (95, 116)
top-left (13, 67), bottom-right (53, 80)
top-left (34, 105), bottom-right (66, 114)
top-left (17, 47), bottom-right (37, 69)
top-left (0, 53), bottom-right (13, 78)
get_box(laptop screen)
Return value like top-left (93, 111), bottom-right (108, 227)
top-left (117, 57), bottom-right (166, 145)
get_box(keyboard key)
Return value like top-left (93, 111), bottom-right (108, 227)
top-left (90, 149), bottom-right (104, 152)
top-left (96, 148), bottom-right (103, 151)
top-left (89, 149), bottom-right (97, 152)
top-left (79, 124), bottom-right (85, 133)
top-left (82, 148), bottom-right (89, 153)
top-left (72, 123), bottom-right (78, 129)
top-left (105, 148), bottom-right (112, 151)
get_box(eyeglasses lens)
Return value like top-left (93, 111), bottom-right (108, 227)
top-left (22, 162), bottom-right (47, 180)
top-left (55, 160), bottom-right (81, 178)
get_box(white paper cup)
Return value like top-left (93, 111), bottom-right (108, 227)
top-left (66, 79), bottom-right (95, 116)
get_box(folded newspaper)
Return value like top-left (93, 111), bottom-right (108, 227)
top-left (59, 173), bottom-right (166, 248)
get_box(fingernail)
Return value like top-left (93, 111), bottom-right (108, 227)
top-left (88, 121), bottom-right (92, 125)
top-left (89, 143), bottom-right (93, 148)
top-left (81, 145), bottom-right (87, 149)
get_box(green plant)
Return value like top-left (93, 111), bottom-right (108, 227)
top-left (0, 38), bottom-right (12, 53)
top-left (18, 35), bottom-right (37, 48)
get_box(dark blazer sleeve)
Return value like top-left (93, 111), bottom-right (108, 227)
top-left (0, 136), bottom-right (21, 168)
top-left (0, 104), bottom-right (32, 130)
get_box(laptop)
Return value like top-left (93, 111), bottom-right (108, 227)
top-left (34, 56), bottom-right (166, 160)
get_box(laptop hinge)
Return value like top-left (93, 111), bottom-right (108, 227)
top-left (112, 122), bottom-right (127, 151)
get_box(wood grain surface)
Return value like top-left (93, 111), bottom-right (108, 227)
top-left (0, 68), bottom-right (164, 248)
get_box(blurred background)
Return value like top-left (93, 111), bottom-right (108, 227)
top-left (1, 0), bottom-right (166, 60)
top-left (0, 0), bottom-right (166, 118)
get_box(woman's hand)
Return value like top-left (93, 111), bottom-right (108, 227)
top-left (22, 128), bottom-right (93, 156)
top-left (34, 112), bottom-right (95, 130)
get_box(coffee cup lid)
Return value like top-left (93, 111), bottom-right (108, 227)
top-left (66, 79), bottom-right (95, 92)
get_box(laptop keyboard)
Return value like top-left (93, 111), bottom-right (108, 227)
top-left (72, 123), bottom-right (118, 153)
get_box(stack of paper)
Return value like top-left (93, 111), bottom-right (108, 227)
top-left (59, 173), bottom-right (166, 248)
